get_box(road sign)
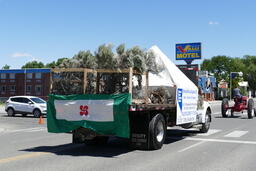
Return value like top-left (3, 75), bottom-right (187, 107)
top-left (177, 64), bottom-right (198, 86)
top-left (176, 43), bottom-right (202, 62)
top-left (177, 64), bottom-right (199, 71)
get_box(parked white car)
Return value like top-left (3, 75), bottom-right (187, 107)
top-left (5, 96), bottom-right (47, 117)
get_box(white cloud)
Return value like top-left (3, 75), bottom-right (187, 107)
top-left (11, 52), bottom-right (33, 58)
top-left (209, 21), bottom-right (219, 25)
top-left (11, 52), bottom-right (41, 62)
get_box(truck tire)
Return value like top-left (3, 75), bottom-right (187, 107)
top-left (199, 109), bottom-right (211, 133)
top-left (149, 114), bottom-right (166, 150)
top-left (221, 98), bottom-right (229, 118)
top-left (247, 99), bottom-right (254, 119)
top-left (84, 136), bottom-right (109, 146)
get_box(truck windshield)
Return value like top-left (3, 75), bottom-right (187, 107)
top-left (30, 98), bottom-right (45, 104)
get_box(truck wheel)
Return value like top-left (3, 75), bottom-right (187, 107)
top-left (149, 114), bottom-right (166, 150)
top-left (221, 98), bottom-right (229, 118)
top-left (247, 99), bottom-right (254, 119)
top-left (84, 136), bottom-right (109, 145)
top-left (7, 108), bottom-right (15, 117)
top-left (199, 109), bottom-right (211, 133)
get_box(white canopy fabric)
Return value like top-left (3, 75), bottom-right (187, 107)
top-left (148, 45), bottom-right (199, 125)
top-left (148, 45), bottom-right (198, 91)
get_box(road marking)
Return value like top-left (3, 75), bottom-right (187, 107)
top-left (0, 152), bottom-right (49, 164)
top-left (184, 137), bottom-right (256, 145)
top-left (198, 129), bottom-right (221, 136)
top-left (178, 141), bottom-right (206, 152)
top-left (0, 144), bottom-right (84, 164)
top-left (224, 131), bottom-right (248, 138)
top-left (6, 127), bottom-right (46, 133)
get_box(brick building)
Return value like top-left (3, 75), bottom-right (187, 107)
top-left (0, 69), bottom-right (51, 101)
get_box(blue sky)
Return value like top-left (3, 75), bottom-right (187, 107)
top-left (0, 0), bottom-right (256, 68)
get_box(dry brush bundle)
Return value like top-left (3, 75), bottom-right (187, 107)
top-left (51, 44), bottom-right (162, 100)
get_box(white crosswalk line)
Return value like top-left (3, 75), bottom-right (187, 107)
top-left (185, 137), bottom-right (256, 145)
top-left (224, 131), bottom-right (248, 138)
top-left (198, 129), bottom-right (221, 136)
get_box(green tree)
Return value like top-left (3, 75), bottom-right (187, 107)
top-left (22, 61), bottom-right (45, 68)
top-left (46, 58), bottom-right (68, 68)
top-left (241, 55), bottom-right (256, 93)
top-left (45, 61), bottom-right (56, 68)
top-left (2, 64), bottom-right (10, 69)
top-left (201, 56), bottom-right (234, 82)
top-left (201, 55), bottom-right (256, 95)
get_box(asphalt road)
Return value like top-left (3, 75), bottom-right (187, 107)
top-left (1, 102), bottom-right (256, 171)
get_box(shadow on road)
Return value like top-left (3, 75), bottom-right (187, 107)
top-left (165, 129), bottom-right (198, 144)
top-left (20, 129), bottom-right (200, 156)
top-left (21, 137), bottom-right (133, 157)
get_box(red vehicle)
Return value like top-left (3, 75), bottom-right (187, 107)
top-left (221, 96), bottom-right (254, 119)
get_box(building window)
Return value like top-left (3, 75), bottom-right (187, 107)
top-left (0, 73), bottom-right (6, 79)
top-left (35, 85), bottom-right (42, 95)
top-left (26, 85), bottom-right (32, 92)
top-left (0, 85), bottom-right (6, 94)
top-left (9, 85), bottom-right (16, 92)
top-left (35, 73), bottom-right (42, 79)
top-left (26, 73), bottom-right (33, 79)
top-left (9, 73), bottom-right (15, 79)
